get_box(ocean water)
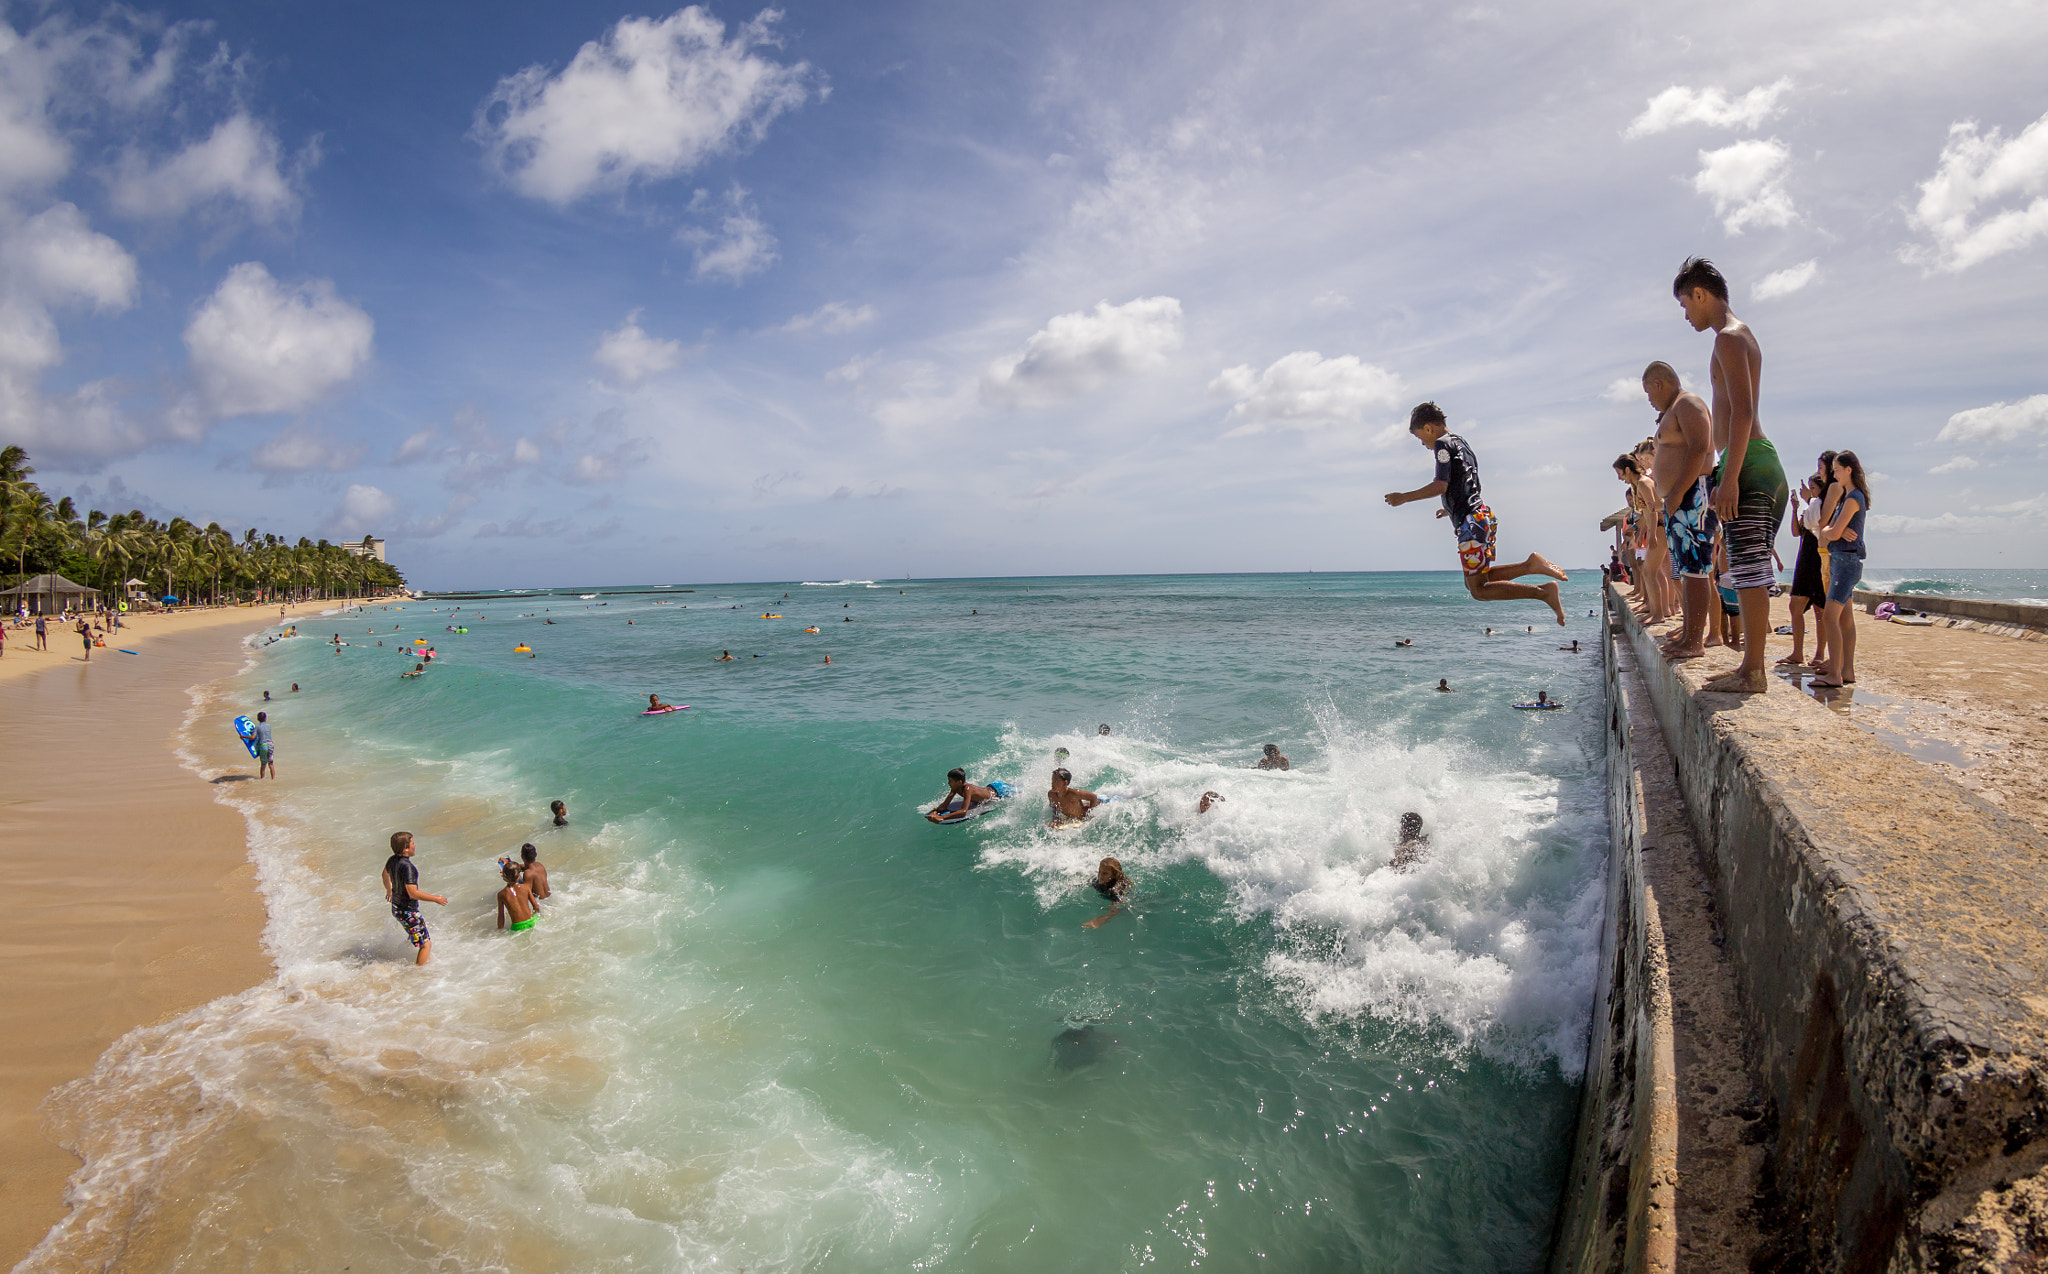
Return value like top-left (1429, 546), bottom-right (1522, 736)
top-left (27, 573), bottom-right (1611, 1273)
top-left (1857, 568), bottom-right (2048, 604)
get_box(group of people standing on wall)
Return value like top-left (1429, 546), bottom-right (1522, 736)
top-left (1604, 256), bottom-right (1872, 694)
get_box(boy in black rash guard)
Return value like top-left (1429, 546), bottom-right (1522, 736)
top-left (1384, 403), bottom-right (1569, 624)
top-left (381, 831), bottom-right (448, 966)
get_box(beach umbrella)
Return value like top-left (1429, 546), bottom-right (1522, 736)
top-left (162, 595), bottom-right (180, 603)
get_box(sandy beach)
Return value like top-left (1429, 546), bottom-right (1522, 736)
top-left (0, 604), bottom-right (333, 1267)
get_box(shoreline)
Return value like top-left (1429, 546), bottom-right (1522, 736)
top-left (0, 603), bottom-right (349, 1268)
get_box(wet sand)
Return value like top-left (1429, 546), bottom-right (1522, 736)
top-left (0, 606), bottom-right (319, 1267)
top-left (1636, 594), bottom-right (2048, 835)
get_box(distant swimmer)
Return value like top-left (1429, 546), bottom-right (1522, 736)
top-left (1198, 790), bottom-right (1225, 813)
top-left (1389, 812), bottom-right (1430, 871)
top-left (648, 693), bottom-right (677, 711)
top-left (1255, 744), bottom-right (1290, 771)
top-left (1082, 857), bottom-right (1132, 929)
top-left (496, 862), bottom-right (537, 933)
top-left (1436, 679), bottom-right (1452, 692)
top-left (1048, 768), bottom-right (1101, 825)
top-left (1561, 640), bottom-right (1581, 652)
top-left (1395, 639), bottom-right (1414, 647)
top-left (1384, 402), bottom-right (1568, 625)
top-left (821, 655), bottom-right (832, 664)
top-left (402, 663), bottom-right (424, 678)
top-left (1054, 747), bottom-right (1071, 763)
top-left (928, 767), bottom-right (1000, 822)
top-left (715, 650), bottom-right (734, 661)
top-left (551, 799), bottom-right (568, 827)
top-left (1098, 724), bottom-right (1111, 736)
top-left (971, 610), bottom-right (978, 615)
top-left (1485, 627), bottom-right (1494, 635)
top-left (844, 616), bottom-right (853, 621)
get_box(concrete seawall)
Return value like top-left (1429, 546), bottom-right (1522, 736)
top-left (1566, 581), bottom-right (2048, 1269)
top-left (1853, 590), bottom-right (2048, 641)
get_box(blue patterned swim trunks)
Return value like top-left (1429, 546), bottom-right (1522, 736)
top-left (1665, 478), bottom-right (1716, 579)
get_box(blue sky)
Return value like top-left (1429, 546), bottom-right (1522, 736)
top-left (6, 0), bottom-right (2047, 587)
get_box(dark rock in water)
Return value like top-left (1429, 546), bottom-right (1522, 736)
top-left (1052, 1025), bottom-right (1113, 1071)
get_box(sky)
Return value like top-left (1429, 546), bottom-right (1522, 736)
top-left (4, 0), bottom-right (2047, 588)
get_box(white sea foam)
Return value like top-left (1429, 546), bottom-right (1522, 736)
top-left (966, 706), bottom-right (1605, 1079)
top-left (801, 579), bottom-right (875, 586)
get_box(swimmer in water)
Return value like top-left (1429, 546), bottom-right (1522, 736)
top-left (1098, 724), bottom-right (1111, 737)
top-left (928, 767), bottom-right (999, 822)
top-left (1561, 640), bottom-right (1581, 652)
top-left (1054, 747), bottom-right (1071, 764)
top-left (1389, 812), bottom-right (1430, 871)
top-left (496, 862), bottom-right (537, 933)
top-left (1395, 638), bottom-right (1414, 647)
top-left (1436, 678), bottom-right (1452, 692)
top-left (715, 650), bottom-right (734, 661)
top-left (1082, 857), bottom-right (1131, 929)
top-left (402, 663), bottom-right (424, 678)
top-left (1048, 767), bottom-right (1100, 825)
top-left (551, 799), bottom-right (568, 826)
top-left (1255, 743), bottom-right (1290, 771)
top-left (822, 655), bottom-right (832, 664)
top-left (1198, 790), bottom-right (1225, 813)
top-left (648, 693), bottom-right (675, 711)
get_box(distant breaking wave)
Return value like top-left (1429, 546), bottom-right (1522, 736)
top-left (801, 580), bottom-right (874, 586)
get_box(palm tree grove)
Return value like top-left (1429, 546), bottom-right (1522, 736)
top-left (1, 445), bottom-right (407, 607)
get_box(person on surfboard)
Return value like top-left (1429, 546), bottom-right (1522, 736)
top-left (1047, 768), bottom-right (1101, 825)
top-left (647, 694), bottom-right (679, 712)
top-left (928, 768), bottom-right (1000, 822)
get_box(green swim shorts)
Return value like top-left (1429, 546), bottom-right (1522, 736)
top-left (509, 917), bottom-right (536, 933)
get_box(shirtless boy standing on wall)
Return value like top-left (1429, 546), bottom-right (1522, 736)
top-left (1643, 360), bottom-right (1716, 658)
top-left (1675, 257), bottom-right (1786, 693)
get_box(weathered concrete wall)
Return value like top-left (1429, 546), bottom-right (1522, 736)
top-left (1854, 590), bottom-right (2048, 641)
top-left (1550, 593), bottom-right (1678, 1273)
top-left (1609, 581), bottom-right (2048, 1271)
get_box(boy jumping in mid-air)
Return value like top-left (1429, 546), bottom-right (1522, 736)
top-left (1384, 403), bottom-right (1568, 625)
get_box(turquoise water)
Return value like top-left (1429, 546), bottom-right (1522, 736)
top-left (1856, 567), bottom-right (2048, 604)
top-left (33, 573), bottom-right (1609, 1273)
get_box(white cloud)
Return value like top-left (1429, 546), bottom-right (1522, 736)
top-left (1603, 376), bottom-right (1644, 404)
top-left (2, 202), bottom-right (137, 311)
top-left (0, 24), bottom-right (72, 193)
top-left (251, 429), bottom-right (365, 473)
top-left (691, 202), bottom-right (776, 281)
top-left (593, 310), bottom-right (682, 384)
top-left (1935, 394), bottom-right (2048, 445)
top-left (473, 6), bottom-right (815, 205)
top-left (110, 114), bottom-right (303, 224)
top-left (1868, 495), bottom-right (2048, 536)
top-left (1624, 80), bottom-right (1791, 138)
top-left (783, 301), bottom-right (876, 334)
top-left (1752, 259), bottom-right (1819, 300)
top-left (184, 262), bottom-right (375, 417)
top-left (1210, 351), bottom-right (1403, 437)
top-left (1928, 456), bottom-right (1979, 474)
top-left (1693, 139), bottom-right (1796, 233)
top-left (327, 483), bottom-right (398, 536)
top-left (982, 296), bottom-right (1184, 407)
top-left (1904, 110), bottom-right (2048, 272)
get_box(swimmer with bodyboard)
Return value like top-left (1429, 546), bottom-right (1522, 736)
top-left (928, 768), bottom-right (1011, 823)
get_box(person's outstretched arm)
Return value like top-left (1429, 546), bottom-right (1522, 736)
top-left (1384, 479), bottom-right (1447, 508)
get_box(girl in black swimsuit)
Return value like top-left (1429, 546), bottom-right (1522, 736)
top-left (1084, 858), bottom-right (1131, 930)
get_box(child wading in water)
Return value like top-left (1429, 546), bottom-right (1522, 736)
top-left (497, 862), bottom-right (537, 933)
top-left (382, 832), bottom-right (448, 965)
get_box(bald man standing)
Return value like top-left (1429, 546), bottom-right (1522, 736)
top-left (1644, 359), bottom-right (1716, 659)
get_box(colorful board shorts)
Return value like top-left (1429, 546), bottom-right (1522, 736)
top-left (393, 906), bottom-right (430, 948)
top-left (1666, 478), bottom-right (1716, 579)
top-left (509, 917), bottom-right (536, 933)
top-left (1455, 503), bottom-right (1498, 576)
top-left (1715, 438), bottom-right (1788, 592)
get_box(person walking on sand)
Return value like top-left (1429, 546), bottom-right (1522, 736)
top-left (1384, 403), bottom-right (1568, 624)
top-left (75, 618), bottom-right (92, 661)
top-left (253, 711), bottom-right (277, 779)
top-left (382, 832), bottom-right (447, 966)
top-left (496, 862), bottom-right (537, 933)
top-left (1675, 258), bottom-right (1787, 692)
top-left (34, 613), bottom-right (46, 651)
